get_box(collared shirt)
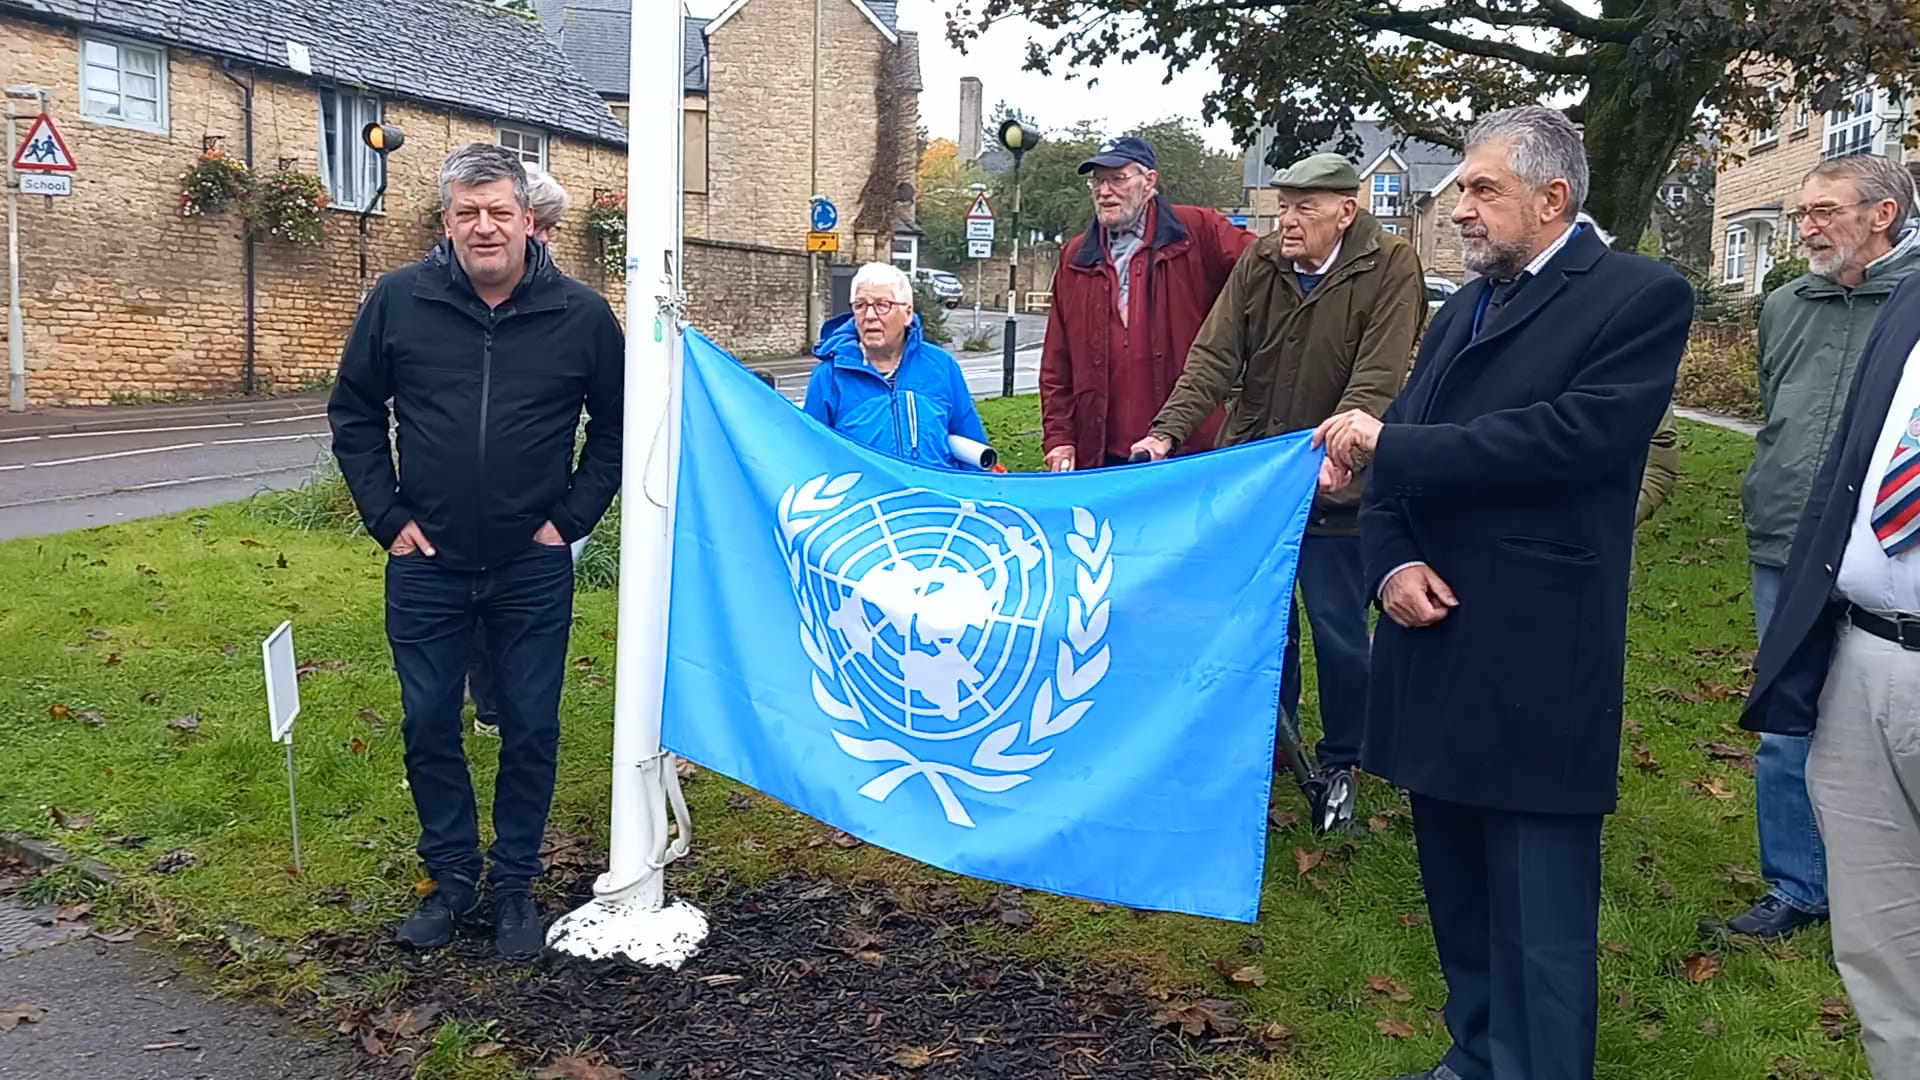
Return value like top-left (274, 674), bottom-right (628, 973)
top-left (1294, 237), bottom-right (1344, 294)
top-left (1107, 211), bottom-right (1149, 326)
top-left (1836, 334), bottom-right (1920, 613)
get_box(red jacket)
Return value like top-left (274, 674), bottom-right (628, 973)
top-left (1040, 198), bottom-right (1253, 464)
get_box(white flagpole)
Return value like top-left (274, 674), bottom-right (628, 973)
top-left (545, 0), bottom-right (707, 966)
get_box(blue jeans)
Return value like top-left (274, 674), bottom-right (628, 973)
top-left (1751, 562), bottom-right (1829, 915)
top-left (387, 543), bottom-right (575, 890)
top-left (1279, 534), bottom-right (1371, 770)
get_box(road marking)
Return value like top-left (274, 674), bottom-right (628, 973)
top-left (0, 463), bottom-right (316, 510)
top-left (29, 442), bottom-right (206, 467)
top-left (45, 421), bottom-right (245, 439)
top-left (0, 435), bottom-right (41, 444)
top-left (247, 412), bottom-right (329, 425)
top-left (209, 432), bottom-right (327, 446)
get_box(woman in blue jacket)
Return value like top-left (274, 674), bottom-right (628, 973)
top-left (803, 263), bottom-right (990, 469)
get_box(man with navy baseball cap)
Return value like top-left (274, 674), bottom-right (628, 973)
top-left (1038, 135), bottom-right (1252, 472)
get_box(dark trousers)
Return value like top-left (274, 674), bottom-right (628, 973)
top-left (466, 624), bottom-right (499, 722)
top-left (385, 544), bottom-right (574, 890)
top-left (1279, 534), bottom-right (1370, 769)
top-left (1411, 795), bottom-right (1602, 1080)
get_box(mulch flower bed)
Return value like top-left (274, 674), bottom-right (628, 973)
top-left (322, 871), bottom-right (1231, 1079)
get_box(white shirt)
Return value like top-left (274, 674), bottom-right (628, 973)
top-left (1377, 222), bottom-right (1578, 597)
top-left (1835, 335), bottom-right (1920, 613)
top-left (1295, 237), bottom-right (1344, 276)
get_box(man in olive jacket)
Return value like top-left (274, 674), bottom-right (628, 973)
top-left (1717, 153), bottom-right (1920, 942)
top-left (1133, 152), bottom-right (1424, 801)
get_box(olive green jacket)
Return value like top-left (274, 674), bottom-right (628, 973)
top-left (1637, 405), bottom-right (1681, 525)
top-left (1150, 212), bottom-right (1424, 535)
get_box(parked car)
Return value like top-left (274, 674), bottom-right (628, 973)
top-left (1424, 275), bottom-right (1459, 317)
top-left (915, 268), bottom-right (965, 309)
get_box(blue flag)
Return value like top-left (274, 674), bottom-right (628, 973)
top-left (661, 329), bottom-right (1321, 921)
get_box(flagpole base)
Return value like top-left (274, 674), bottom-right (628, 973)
top-left (545, 894), bottom-right (708, 968)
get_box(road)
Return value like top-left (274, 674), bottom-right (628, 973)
top-left (0, 312), bottom-right (1050, 542)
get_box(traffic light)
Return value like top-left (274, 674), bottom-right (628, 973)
top-left (996, 119), bottom-right (1042, 159)
top-left (361, 122), bottom-right (405, 155)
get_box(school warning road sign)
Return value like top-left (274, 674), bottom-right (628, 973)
top-left (12, 114), bottom-right (76, 172)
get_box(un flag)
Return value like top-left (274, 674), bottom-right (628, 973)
top-left (662, 330), bottom-right (1321, 921)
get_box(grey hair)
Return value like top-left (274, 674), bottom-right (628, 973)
top-left (1806, 153), bottom-right (1916, 230)
top-left (851, 262), bottom-right (913, 304)
top-left (439, 143), bottom-right (529, 210)
top-left (1466, 106), bottom-right (1589, 222)
top-left (524, 163), bottom-right (570, 232)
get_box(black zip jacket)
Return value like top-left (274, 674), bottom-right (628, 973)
top-left (327, 239), bottom-right (623, 570)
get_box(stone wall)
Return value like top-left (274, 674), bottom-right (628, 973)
top-left (684, 238), bottom-right (821, 359)
top-left (1413, 186), bottom-right (1465, 281)
top-left (0, 15), bottom-right (629, 405)
top-left (1710, 80), bottom-right (1823, 294)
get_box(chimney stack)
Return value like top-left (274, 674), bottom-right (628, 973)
top-left (959, 77), bottom-right (983, 162)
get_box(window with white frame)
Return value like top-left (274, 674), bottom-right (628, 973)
top-left (319, 90), bottom-right (383, 211)
top-left (1661, 183), bottom-right (1687, 208)
top-left (80, 34), bottom-right (166, 131)
top-left (1826, 85), bottom-right (1878, 159)
top-left (1371, 172), bottom-right (1403, 216)
top-left (1725, 227), bottom-right (1748, 284)
top-left (497, 124), bottom-right (548, 168)
top-left (1751, 83), bottom-right (1782, 147)
top-left (1794, 99), bottom-right (1811, 133)
top-left (891, 234), bottom-right (918, 275)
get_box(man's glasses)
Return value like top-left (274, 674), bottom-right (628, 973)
top-left (1796, 201), bottom-right (1865, 228)
top-left (852, 299), bottom-right (905, 316)
top-left (1086, 170), bottom-right (1144, 193)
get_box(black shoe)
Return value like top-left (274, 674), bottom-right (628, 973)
top-left (1702, 894), bottom-right (1827, 940)
top-left (493, 889), bottom-right (543, 959)
top-left (1385, 1066), bottom-right (1466, 1080)
top-left (1311, 764), bottom-right (1358, 835)
top-left (394, 878), bottom-right (478, 950)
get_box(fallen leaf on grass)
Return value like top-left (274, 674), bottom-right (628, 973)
top-left (1398, 912), bottom-right (1428, 928)
top-left (1294, 848), bottom-right (1327, 876)
top-left (725, 792), bottom-right (753, 811)
top-left (1819, 998), bottom-right (1858, 1041)
top-left (1602, 941), bottom-right (1631, 956)
top-left (85, 628), bottom-right (111, 641)
top-left (55, 903), bottom-right (90, 923)
top-left (535, 1057), bottom-right (626, 1080)
top-left (1367, 813), bottom-right (1396, 834)
top-left (470, 1042), bottom-right (507, 1059)
top-left (1268, 807), bottom-right (1300, 830)
top-left (359, 1031), bottom-right (389, 1060)
top-left (358, 709), bottom-right (385, 729)
top-left (1653, 687), bottom-right (1706, 706)
top-left (91, 928), bottom-right (137, 944)
top-left (150, 849), bottom-right (197, 874)
top-left (1375, 1018), bottom-right (1415, 1039)
top-left (1150, 998), bottom-right (1242, 1038)
top-left (1691, 777), bottom-right (1737, 801)
top-left (104, 652), bottom-right (122, 667)
top-left (49, 807), bottom-right (94, 830)
top-left (1721, 864), bottom-right (1765, 888)
top-left (0, 1004), bottom-right (45, 1032)
top-left (167, 714), bottom-right (201, 734)
top-left (572, 656), bottom-right (597, 671)
top-left (373, 1002), bottom-right (443, 1039)
top-left (240, 538), bottom-right (263, 548)
top-left (349, 737), bottom-right (369, 757)
top-left (1213, 956), bottom-right (1268, 988)
top-left (674, 757), bottom-right (698, 780)
top-left (1630, 744), bottom-right (1662, 775)
top-left (1366, 975), bottom-right (1414, 1002)
top-left (1257, 1022), bottom-right (1295, 1052)
top-left (1682, 952), bottom-right (1722, 983)
top-left (1638, 1020), bottom-right (1664, 1041)
top-left (47, 703), bottom-right (71, 720)
top-left (1696, 740), bottom-right (1754, 765)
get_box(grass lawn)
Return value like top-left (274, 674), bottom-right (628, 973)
top-left (0, 405), bottom-right (1865, 1079)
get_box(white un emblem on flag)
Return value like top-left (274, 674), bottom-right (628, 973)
top-left (778, 474), bottom-right (1113, 827)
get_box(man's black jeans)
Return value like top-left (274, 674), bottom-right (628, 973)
top-left (385, 542), bottom-right (574, 891)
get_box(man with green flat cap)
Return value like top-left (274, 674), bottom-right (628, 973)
top-left (1136, 151), bottom-right (1425, 822)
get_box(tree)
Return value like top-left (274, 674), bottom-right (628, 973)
top-left (948, 0), bottom-right (1918, 251)
top-left (918, 138), bottom-right (989, 269)
top-left (1652, 144), bottom-right (1715, 278)
top-left (1125, 117), bottom-right (1242, 210)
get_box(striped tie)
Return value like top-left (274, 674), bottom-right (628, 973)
top-left (1871, 404), bottom-right (1920, 555)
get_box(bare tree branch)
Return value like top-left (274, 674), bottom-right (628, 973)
top-left (1354, 8), bottom-right (1595, 74)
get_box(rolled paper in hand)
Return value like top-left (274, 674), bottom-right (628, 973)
top-left (948, 434), bottom-right (998, 469)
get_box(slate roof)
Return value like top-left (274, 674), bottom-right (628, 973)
top-left (0, 0), bottom-right (626, 146)
top-left (1242, 121), bottom-right (1459, 194)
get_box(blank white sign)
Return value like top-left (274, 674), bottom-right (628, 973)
top-left (263, 621), bottom-right (300, 743)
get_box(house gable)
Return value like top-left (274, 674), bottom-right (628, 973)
top-left (705, 0), bottom-right (899, 44)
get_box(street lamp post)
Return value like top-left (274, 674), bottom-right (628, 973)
top-left (996, 119), bottom-right (1040, 398)
top-left (5, 84), bottom-right (44, 413)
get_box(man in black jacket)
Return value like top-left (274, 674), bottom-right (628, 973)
top-left (327, 143), bottom-right (623, 959)
top-left (1745, 273), bottom-right (1920, 1077)
top-left (1318, 107), bottom-right (1691, 1080)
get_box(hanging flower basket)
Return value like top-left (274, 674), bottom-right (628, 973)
top-left (586, 191), bottom-right (627, 279)
top-left (254, 168), bottom-right (330, 246)
top-left (177, 147), bottom-right (252, 218)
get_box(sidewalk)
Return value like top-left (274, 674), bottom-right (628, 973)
top-left (0, 392), bottom-right (330, 440)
